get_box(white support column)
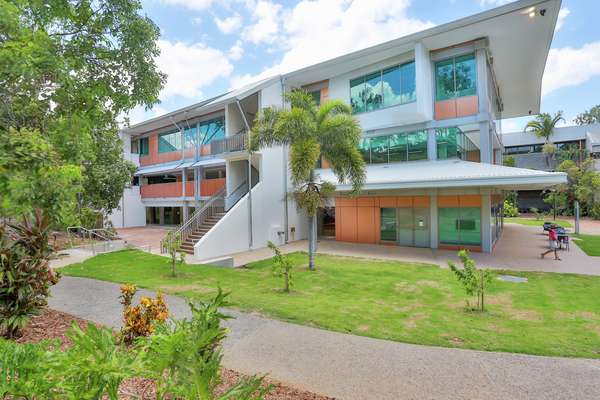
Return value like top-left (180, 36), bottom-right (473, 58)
top-left (429, 190), bottom-right (438, 249)
top-left (476, 48), bottom-right (489, 117)
top-left (481, 192), bottom-right (492, 253)
top-left (427, 128), bottom-right (437, 161)
top-left (479, 121), bottom-right (493, 164)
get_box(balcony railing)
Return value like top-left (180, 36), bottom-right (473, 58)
top-left (210, 132), bottom-right (247, 155)
top-left (141, 179), bottom-right (226, 199)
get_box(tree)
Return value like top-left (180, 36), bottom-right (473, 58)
top-left (575, 105), bottom-right (600, 125)
top-left (164, 231), bottom-right (185, 277)
top-left (545, 159), bottom-right (600, 218)
top-left (0, 0), bottom-right (165, 227)
top-left (448, 250), bottom-right (493, 312)
top-left (524, 111), bottom-right (564, 143)
top-left (267, 241), bottom-right (293, 292)
top-left (250, 90), bottom-right (366, 270)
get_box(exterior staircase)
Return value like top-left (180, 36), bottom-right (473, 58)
top-left (179, 211), bottom-right (225, 254)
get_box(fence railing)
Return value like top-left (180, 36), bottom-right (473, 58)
top-left (210, 131), bottom-right (247, 155)
top-left (160, 186), bottom-right (226, 254)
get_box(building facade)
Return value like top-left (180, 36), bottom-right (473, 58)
top-left (110, 0), bottom-right (566, 257)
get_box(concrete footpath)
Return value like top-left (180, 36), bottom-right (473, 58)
top-left (49, 276), bottom-right (600, 400)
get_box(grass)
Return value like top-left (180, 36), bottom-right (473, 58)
top-left (505, 217), bottom-right (572, 228)
top-left (573, 234), bottom-right (600, 256)
top-left (61, 250), bottom-right (600, 358)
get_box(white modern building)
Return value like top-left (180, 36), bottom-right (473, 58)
top-left (110, 0), bottom-right (567, 257)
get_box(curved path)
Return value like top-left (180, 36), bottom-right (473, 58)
top-left (49, 276), bottom-right (600, 400)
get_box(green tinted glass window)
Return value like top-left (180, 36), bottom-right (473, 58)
top-left (370, 135), bottom-right (389, 164)
top-left (200, 117), bottom-right (225, 144)
top-left (364, 72), bottom-right (383, 112)
top-left (358, 138), bottom-right (371, 163)
top-left (158, 130), bottom-right (182, 153)
top-left (439, 208), bottom-right (460, 245)
top-left (407, 131), bottom-right (428, 161)
top-left (389, 133), bottom-right (408, 162)
top-left (436, 54), bottom-right (477, 101)
top-left (439, 207), bottom-right (481, 246)
top-left (455, 54), bottom-right (477, 98)
top-left (436, 128), bottom-right (458, 160)
top-left (184, 126), bottom-right (196, 149)
top-left (350, 77), bottom-right (366, 113)
top-left (435, 58), bottom-right (455, 101)
top-left (380, 208), bottom-right (397, 241)
top-left (310, 90), bottom-right (321, 106)
top-left (139, 137), bottom-right (149, 156)
top-left (400, 62), bottom-right (416, 103)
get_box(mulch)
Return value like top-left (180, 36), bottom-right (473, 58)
top-left (14, 309), bottom-right (334, 400)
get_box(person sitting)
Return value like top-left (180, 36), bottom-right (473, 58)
top-left (541, 226), bottom-right (561, 261)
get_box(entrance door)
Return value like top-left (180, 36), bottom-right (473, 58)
top-left (413, 207), bottom-right (430, 247)
top-left (397, 208), bottom-right (414, 246)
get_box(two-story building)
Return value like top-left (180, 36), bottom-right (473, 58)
top-left (110, 0), bottom-right (567, 258)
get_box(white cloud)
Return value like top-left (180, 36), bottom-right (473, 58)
top-left (478, 0), bottom-right (512, 6)
top-left (232, 0), bottom-right (433, 88)
top-left (158, 0), bottom-right (213, 11)
top-left (555, 7), bottom-right (570, 32)
top-left (542, 41), bottom-right (600, 96)
top-left (214, 13), bottom-right (243, 34)
top-left (157, 39), bottom-right (233, 100)
top-left (228, 40), bottom-right (244, 60)
top-left (243, 0), bottom-right (282, 44)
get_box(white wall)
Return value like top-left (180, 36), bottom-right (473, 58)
top-left (107, 186), bottom-right (146, 228)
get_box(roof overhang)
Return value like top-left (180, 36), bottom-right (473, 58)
top-left (134, 158), bottom-right (225, 176)
top-left (284, 0), bottom-right (560, 119)
top-left (316, 160), bottom-right (567, 192)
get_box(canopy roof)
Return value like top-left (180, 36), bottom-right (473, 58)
top-left (316, 159), bottom-right (566, 191)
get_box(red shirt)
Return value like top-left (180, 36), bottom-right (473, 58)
top-left (549, 229), bottom-right (558, 241)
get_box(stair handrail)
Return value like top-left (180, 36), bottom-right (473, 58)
top-left (67, 226), bottom-right (112, 242)
top-left (160, 186), bottom-right (226, 254)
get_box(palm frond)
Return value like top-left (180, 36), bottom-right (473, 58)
top-left (316, 99), bottom-right (352, 127)
top-left (249, 107), bottom-right (288, 151)
top-left (288, 137), bottom-right (320, 186)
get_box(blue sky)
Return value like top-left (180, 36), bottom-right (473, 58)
top-left (129, 0), bottom-right (600, 133)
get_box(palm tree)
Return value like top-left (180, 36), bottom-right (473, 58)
top-left (524, 111), bottom-right (564, 168)
top-left (250, 90), bottom-right (366, 270)
top-left (524, 111), bottom-right (564, 143)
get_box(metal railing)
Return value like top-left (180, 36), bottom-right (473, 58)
top-left (66, 226), bottom-right (121, 255)
top-left (160, 186), bottom-right (226, 254)
top-left (210, 131), bottom-right (247, 155)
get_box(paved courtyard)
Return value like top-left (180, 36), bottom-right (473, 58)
top-left (49, 276), bottom-right (600, 400)
top-left (115, 226), bottom-right (169, 253)
top-left (225, 223), bottom-right (600, 275)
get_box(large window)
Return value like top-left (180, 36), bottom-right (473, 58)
top-left (184, 126), bottom-right (197, 149)
top-left (435, 53), bottom-right (477, 101)
top-left (139, 137), bottom-right (149, 156)
top-left (438, 207), bottom-right (481, 246)
top-left (199, 117), bottom-right (225, 144)
top-left (158, 130), bottom-right (182, 153)
top-left (350, 61), bottom-right (416, 114)
top-left (359, 131), bottom-right (428, 164)
top-left (436, 127), bottom-right (478, 160)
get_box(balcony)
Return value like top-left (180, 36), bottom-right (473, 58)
top-left (210, 132), bottom-right (247, 155)
top-left (141, 179), bottom-right (226, 199)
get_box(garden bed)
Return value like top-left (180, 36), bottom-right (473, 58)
top-left (16, 309), bottom-right (333, 400)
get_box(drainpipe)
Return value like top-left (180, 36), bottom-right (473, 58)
top-left (281, 76), bottom-right (289, 243)
top-left (236, 99), bottom-right (253, 249)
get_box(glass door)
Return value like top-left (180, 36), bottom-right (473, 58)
top-left (413, 207), bottom-right (430, 247)
top-left (380, 208), bottom-right (397, 241)
top-left (397, 208), bottom-right (414, 246)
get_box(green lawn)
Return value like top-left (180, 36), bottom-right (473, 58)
top-left (61, 250), bottom-right (600, 358)
top-left (573, 234), bottom-right (600, 256)
top-left (505, 217), bottom-right (573, 228)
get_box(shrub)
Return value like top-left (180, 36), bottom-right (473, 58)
top-left (530, 207), bottom-right (543, 220)
top-left (0, 210), bottom-right (59, 338)
top-left (119, 284), bottom-right (169, 345)
top-left (503, 200), bottom-right (519, 217)
top-left (448, 250), bottom-right (493, 312)
top-left (164, 230), bottom-right (185, 277)
top-left (0, 289), bottom-right (270, 399)
top-left (267, 241), bottom-right (293, 292)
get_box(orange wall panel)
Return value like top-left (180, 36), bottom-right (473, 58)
top-left (356, 207), bottom-right (376, 244)
top-left (185, 181), bottom-right (195, 197)
top-left (200, 178), bottom-right (226, 197)
top-left (396, 197), bottom-right (413, 207)
top-left (435, 99), bottom-right (457, 120)
top-left (200, 144), bottom-right (211, 156)
top-left (357, 197), bottom-right (376, 207)
top-left (336, 197), bottom-right (357, 207)
top-left (459, 195), bottom-right (482, 207)
top-left (320, 87), bottom-right (329, 103)
top-left (466, 150), bottom-right (481, 162)
top-left (456, 95), bottom-right (479, 117)
top-left (140, 182), bottom-right (182, 198)
top-left (438, 195), bottom-right (459, 207)
top-left (338, 206), bottom-right (358, 242)
top-left (379, 197), bottom-right (396, 208)
top-left (413, 196), bottom-right (430, 208)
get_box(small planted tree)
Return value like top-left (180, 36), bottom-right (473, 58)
top-left (267, 241), bottom-right (293, 292)
top-left (448, 250), bottom-right (493, 312)
top-left (164, 231), bottom-right (185, 277)
top-left (0, 210), bottom-right (60, 338)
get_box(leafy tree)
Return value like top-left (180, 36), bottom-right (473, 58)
top-left (164, 231), bottom-right (185, 277)
top-left (0, 0), bottom-right (165, 226)
top-left (0, 210), bottom-right (59, 338)
top-left (503, 155), bottom-right (516, 167)
top-left (524, 112), bottom-right (564, 143)
top-left (448, 250), bottom-right (493, 312)
top-left (251, 90), bottom-right (366, 270)
top-left (549, 159), bottom-right (600, 218)
top-left (575, 105), bottom-right (600, 125)
top-left (267, 241), bottom-right (293, 292)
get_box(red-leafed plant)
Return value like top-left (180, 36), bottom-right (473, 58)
top-left (0, 210), bottom-right (60, 338)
